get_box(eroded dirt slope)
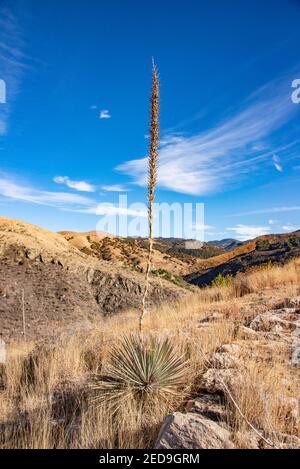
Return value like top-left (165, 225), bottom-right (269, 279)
top-left (0, 218), bottom-right (187, 342)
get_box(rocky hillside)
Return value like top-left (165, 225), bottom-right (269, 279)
top-left (59, 232), bottom-right (228, 276)
top-left (0, 218), bottom-right (188, 342)
top-left (142, 237), bottom-right (225, 260)
top-left (59, 231), bottom-right (191, 276)
top-left (186, 231), bottom-right (300, 286)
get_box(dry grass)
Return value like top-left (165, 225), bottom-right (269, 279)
top-left (0, 258), bottom-right (299, 448)
top-left (229, 358), bottom-right (299, 448)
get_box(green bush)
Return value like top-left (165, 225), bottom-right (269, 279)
top-left (152, 268), bottom-right (192, 289)
top-left (212, 273), bottom-right (232, 287)
top-left (287, 236), bottom-right (300, 248)
top-left (256, 240), bottom-right (270, 251)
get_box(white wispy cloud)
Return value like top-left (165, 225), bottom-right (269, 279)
top-left (99, 109), bottom-right (111, 119)
top-left (191, 223), bottom-right (215, 231)
top-left (82, 203), bottom-right (147, 218)
top-left (0, 173), bottom-right (145, 219)
top-left (234, 206), bottom-right (300, 216)
top-left (53, 177), bottom-right (130, 193)
top-left (53, 176), bottom-right (96, 192)
top-left (101, 184), bottom-right (130, 192)
top-left (273, 162), bottom-right (283, 172)
top-left (0, 7), bottom-right (28, 135)
top-left (282, 224), bottom-right (298, 232)
top-left (118, 76), bottom-right (298, 195)
top-left (227, 224), bottom-right (271, 241)
top-left (272, 154), bottom-right (283, 172)
top-left (0, 174), bottom-right (95, 208)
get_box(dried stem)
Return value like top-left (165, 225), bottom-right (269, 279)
top-left (140, 60), bottom-right (160, 335)
top-left (21, 289), bottom-right (27, 343)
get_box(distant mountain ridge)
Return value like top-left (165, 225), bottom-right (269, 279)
top-left (208, 238), bottom-right (244, 250)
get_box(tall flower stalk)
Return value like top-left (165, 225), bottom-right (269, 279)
top-left (140, 61), bottom-right (160, 335)
top-left (92, 64), bottom-right (188, 409)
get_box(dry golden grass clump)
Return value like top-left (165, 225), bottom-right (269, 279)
top-left (229, 359), bottom-right (299, 448)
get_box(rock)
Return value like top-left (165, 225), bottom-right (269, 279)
top-left (292, 328), bottom-right (300, 337)
top-left (276, 308), bottom-right (300, 321)
top-left (279, 397), bottom-right (299, 429)
top-left (274, 432), bottom-right (300, 449)
top-left (201, 368), bottom-right (236, 394)
top-left (209, 352), bottom-right (239, 369)
top-left (0, 339), bottom-right (5, 364)
top-left (217, 343), bottom-right (241, 356)
top-left (263, 332), bottom-right (290, 342)
top-left (86, 268), bottom-right (95, 284)
top-left (291, 345), bottom-right (300, 365)
top-left (240, 326), bottom-right (261, 340)
top-left (198, 312), bottom-right (224, 324)
top-left (277, 297), bottom-right (300, 309)
top-left (249, 313), bottom-right (298, 333)
top-left (233, 430), bottom-right (261, 449)
top-left (24, 248), bottom-right (36, 260)
top-left (185, 393), bottom-right (227, 421)
top-left (155, 412), bottom-right (235, 449)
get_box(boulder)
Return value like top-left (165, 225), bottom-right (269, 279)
top-left (274, 432), bottom-right (300, 449)
top-left (279, 397), bottom-right (299, 429)
top-left (185, 393), bottom-right (227, 421)
top-left (291, 344), bottom-right (300, 365)
top-left (209, 352), bottom-right (239, 369)
top-left (218, 343), bottom-right (241, 356)
top-left (249, 313), bottom-right (298, 333)
top-left (233, 430), bottom-right (261, 449)
top-left (155, 412), bottom-right (235, 449)
top-left (240, 326), bottom-right (261, 340)
top-left (277, 297), bottom-right (300, 309)
top-left (201, 368), bottom-right (236, 394)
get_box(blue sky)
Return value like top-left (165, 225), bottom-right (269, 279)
top-left (0, 0), bottom-right (300, 241)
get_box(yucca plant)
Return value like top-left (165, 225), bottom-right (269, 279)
top-left (91, 334), bottom-right (187, 409)
top-left (91, 63), bottom-right (188, 409)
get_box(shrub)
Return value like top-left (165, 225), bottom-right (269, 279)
top-left (152, 268), bottom-right (192, 289)
top-left (212, 273), bottom-right (232, 287)
top-left (256, 240), bottom-right (270, 251)
top-left (91, 334), bottom-right (188, 409)
top-left (287, 236), bottom-right (300, 248)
